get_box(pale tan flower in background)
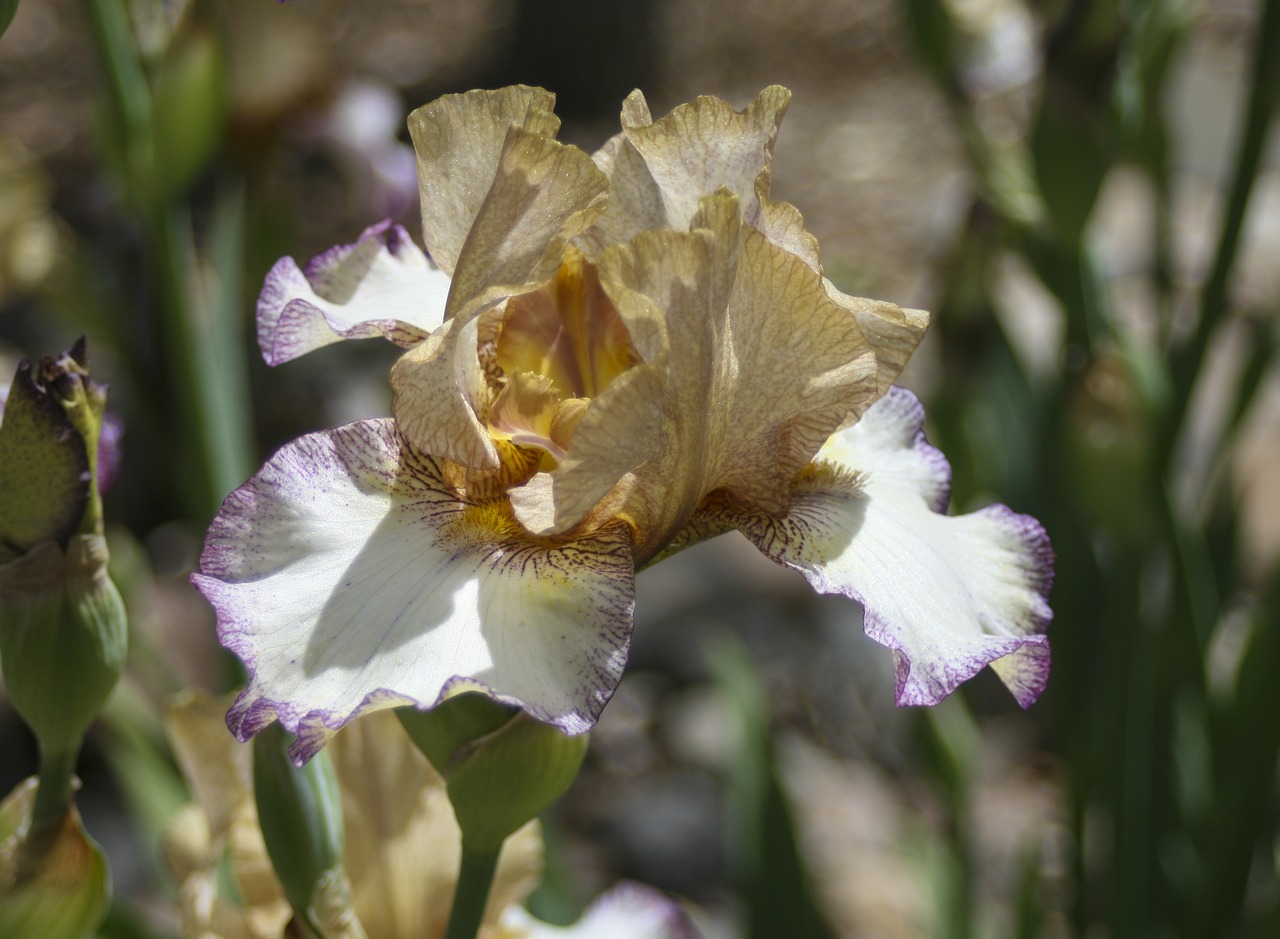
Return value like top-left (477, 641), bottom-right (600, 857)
top-left (164, 692), bottom-right (694, 939)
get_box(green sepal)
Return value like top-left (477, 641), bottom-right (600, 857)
top-left (252, 724), bottom-right (347, 927)
top-left (0, 536), bottom-right (128, 759)
top-left (397, 694), bottom-right (588, 855)
top-left (0, 779), bottom-right (111, 939)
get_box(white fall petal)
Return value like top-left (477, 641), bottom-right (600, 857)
top-left (256, 221), bottom-right (451, 366)
top-left (191, 419), bottom-right (635, 763)
top-left (727, 386), bottom-right (1053, 707)
top-left (502, 882), bottom-right (699, 939)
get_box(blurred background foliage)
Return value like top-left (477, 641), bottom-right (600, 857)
top-left (1, 0), bottom-right (1278, 936)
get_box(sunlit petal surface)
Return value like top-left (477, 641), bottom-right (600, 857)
top-left (207, 85), bottom-right (1055, 756)
top-left (192, 419), bottom-right (634, 762)
top-left (256, 220), bottom-right (450, 366)
top-left (715, 386), bottom-right (1052, 706)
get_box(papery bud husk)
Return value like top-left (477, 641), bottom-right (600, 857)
top-left (397, 694), bottom-right (588, 855)
top-left (0, 535), bottom-right (127, 756)
top-left (0, 778), bottom-right (111, 939)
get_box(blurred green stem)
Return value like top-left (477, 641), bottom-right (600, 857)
top-left (443, 848), bottom-right (499, 939)
top-left (1164, 0), bottom-right (1280, 455)
top-left (31, 743), bottom-right (79, 829)
top-left (84, 0), bottom-right (253, 518)
top-left (147, 195), bottom-right (253, 516)
top-left (83, 0), bottom-right (151, 184)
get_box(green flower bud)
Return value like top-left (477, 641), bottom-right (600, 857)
top-left (0, 537), bottom-right (127, 757)
top-left (0, 778), bottom-right (111, 939)
top-left (397, 694), bottom-right (588, 855)
top-left (0, 341), bottom-right (125, 765)
top-left (0, 343), bottom-right (103, 560)
top-left (253, 724), bottom-right (358, 936)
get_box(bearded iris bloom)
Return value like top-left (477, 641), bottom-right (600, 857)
top-left (193, 86), bottom-right (1052, 763)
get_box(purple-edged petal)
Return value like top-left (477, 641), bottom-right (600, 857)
top-left (727, 386), bottom-right (1053, 708)
top-left (256, 220), bottom-right (450, 366)
top-left (191, 419), bottom-right (635, 763)
top-left (504, 882), bottom-right (701, 939)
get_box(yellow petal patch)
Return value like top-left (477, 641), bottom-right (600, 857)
top-left (489, 371), bottom-right (568, 463)
top-left (497, 249), bottom-right (640, 400)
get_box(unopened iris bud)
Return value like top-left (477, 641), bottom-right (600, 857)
top-left (253, 724), bottom-right (364, 938)
top-left (0, 340), bottom-right (125, 768)
top-left (0, 538), bottom-right (126, 757)
top-left (397, 693), bottom-right (587, 855)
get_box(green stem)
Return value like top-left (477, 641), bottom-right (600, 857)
top-left (443, 847), bottom-right (500, 939)
top-left (31, 743), bottom-right (80, 829)
top-left (1163, 0), bottom-right (1280, 456)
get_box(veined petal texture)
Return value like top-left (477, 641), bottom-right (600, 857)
top-left (719, 387), bottom-right (1053, 707)
top-left (192, 419), bottom-right (635, 763)
top-left (256, 220), bottom-right (449, 366)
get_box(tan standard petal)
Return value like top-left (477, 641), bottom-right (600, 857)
top-left (570, 193), bottom-right (876, 561)
top-left (578, 94), bottom-right (667, 256)
top-left (823, 279), bottom-right (929, 401)
top-left (165, 690), bottom-right (254, 846)
top-left (508, 362), bottom-right (666, 538)
top-left (408, 86), bottom-right (560, 276)
top-left (753, 183), bottom-right (822, 269)
top-left (445, 126), bottom-right (609, 324)
top-left (622, 85), bottom-right (791, 235)
top-left (392, 315), bottom-right (500, 469)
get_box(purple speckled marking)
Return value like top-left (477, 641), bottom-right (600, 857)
top-left (714, 384), bottom-right (1055, 710)
top-left (877, 385), bottom-right (954, 513)
top-left (256, 221), bottom-right (445, 367)
top-left (192, 418), bottom-right (637, 764)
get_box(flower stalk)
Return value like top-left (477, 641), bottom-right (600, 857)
top-left (442, 849), bottom-right (500, 939)
top-left (0, 341), bottom-right (121, 937)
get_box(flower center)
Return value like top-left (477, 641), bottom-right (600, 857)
top-left (485, 249), bottom-right (639, 468)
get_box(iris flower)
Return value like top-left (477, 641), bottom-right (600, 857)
top-left (164, 695), bottom-right (696, 939)
top-left (193, 86), bottom-right (1052, 763)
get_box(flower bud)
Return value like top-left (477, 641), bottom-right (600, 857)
top-left (0, 778), bottom-right (111, 939)
top-left (0, 341), bottom-right (125, 758)
top-left (0, 344), bottom-right (100, 559)
top-left (397, 694), bottom-right (588, 855)
top-left (0, 537), bottom-right (127, 756)
top-left (252, 724), bottom-right (359, 936)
